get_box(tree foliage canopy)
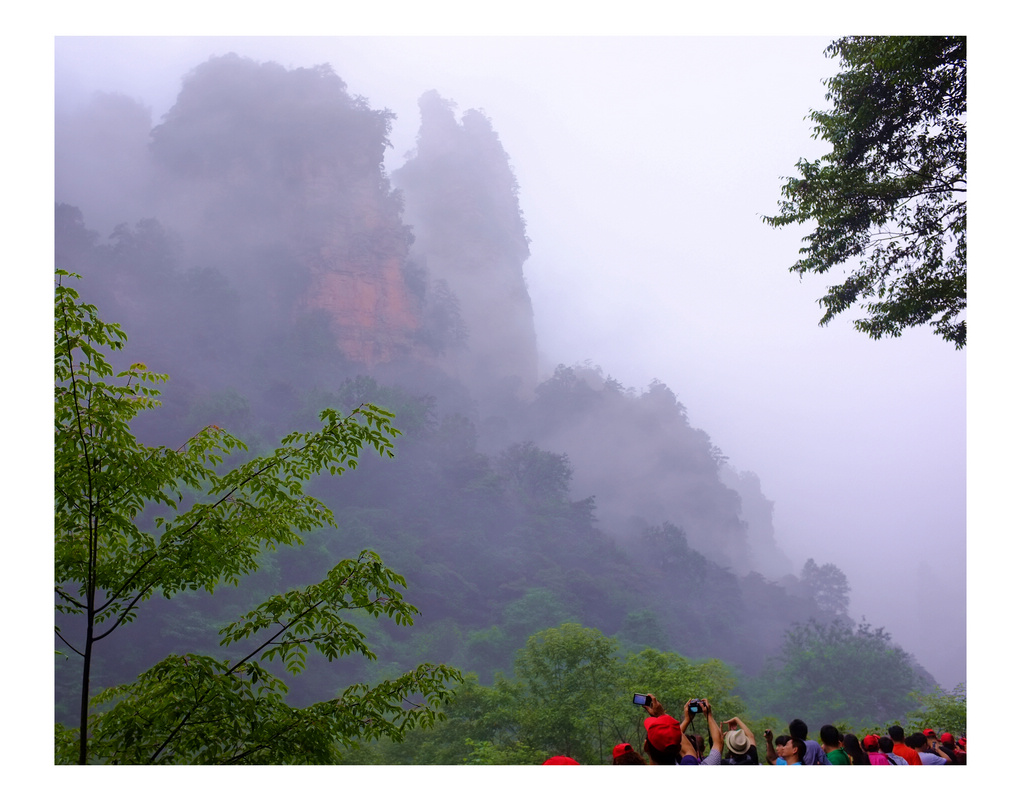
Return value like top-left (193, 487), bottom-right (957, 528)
top-left (751, 619), bottom-right (926, 728)
top-left (335, 624), bottom-right (746, 764)
top-left (800, 558), bottom-right (851, 619)
top-left (54, 270), bottom-right (461, 763)
top-left (765, 36), bottom-right (966, 348)
top-left (907, 682), bottom-right (966, 736)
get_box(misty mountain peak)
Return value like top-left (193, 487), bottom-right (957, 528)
top-left (395, 91), bottom-right (537, 404)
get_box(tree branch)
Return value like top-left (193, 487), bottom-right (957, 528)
top-left (55, 627), bottom-right (85, 658)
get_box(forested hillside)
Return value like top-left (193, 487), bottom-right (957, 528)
top-left (55, 53), bottom-right (941, 758)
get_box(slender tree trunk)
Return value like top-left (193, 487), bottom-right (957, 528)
top-left (78, 617), bottom-right (93, 764)
top-left (79, 508), bottom-right (98, 765)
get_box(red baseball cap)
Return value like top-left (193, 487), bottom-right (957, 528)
top-left (862, 734), bottom-right (880, 749)
top-left (543, 755), bottom-right (580, 765)
top-left (612, 743), bottom-right (634, 759)
top-left (941, 732), bottom-right (955, 745)
top-left (923, 729), bottom-right (937, 737)
top-left (644, 714), bottom-right (682, 751)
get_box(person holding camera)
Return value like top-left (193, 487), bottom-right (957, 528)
top-left (721, 716), bottom-right (759, 765)
top-left (678, 698), bottom-right (724, 765)
top-left (638, 693), bottom-right (700, 764)
top-left (637, 694), bottom-right (723, 764)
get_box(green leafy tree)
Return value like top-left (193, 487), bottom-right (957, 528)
top-left (333, 671), bottom-right (534, 765)
top-left (54, 271), bottom-right (461, 764)
top-left (512, 623), bottom-right (619, 762)
top-left (907, 682), bottom-right (966, 736)
top-left (800, 558), bottom-right (851, 619)
top-left (765, 36), bottom-right (966, 347)
top-left (496, 441), bottom-right (573, 509)
top-left (751, 619), bottom-right (923, 728)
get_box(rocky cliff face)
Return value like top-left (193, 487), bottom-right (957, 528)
top-left (62, 56), bottom-right (538, 387)
top-left (290, 162), bottom-right (427, 366)
top-left (141, 56), bottom-right (538, 383)
top-left (147, 55), bottom-right (438, 367)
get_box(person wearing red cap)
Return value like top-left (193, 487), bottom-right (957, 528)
top-left (542, 755), bottom-right (580, 765)
top-left (939, 730), bottom-right (963, 763)
top-left (640, 694), bottom-right (688, 764)
top-left (862, 734), bottom-right (893, 764)
top-left (939, 733), bottom-right (965, 765)
top-left (638, 694), bottom-right (701, 764)
top-left (612, 742), bottom-right (647, 765)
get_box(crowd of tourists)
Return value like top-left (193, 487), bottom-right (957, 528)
top-left (542, 694), bottom-right (966, 765)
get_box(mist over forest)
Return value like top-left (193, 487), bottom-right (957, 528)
top-left (54, 48), bottom-right (961, 752)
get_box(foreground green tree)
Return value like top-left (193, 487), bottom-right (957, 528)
top-left (765, 36), bottom-right (966, 347)
top-left (54, 271), bottom-right (461, 764)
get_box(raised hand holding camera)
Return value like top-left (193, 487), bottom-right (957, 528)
top-left (634, 692), bottom-right (665, 716)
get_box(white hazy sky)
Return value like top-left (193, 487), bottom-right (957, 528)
top-left (15, 3), bottom-right (1015, 784)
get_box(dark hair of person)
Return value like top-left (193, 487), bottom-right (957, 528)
top-left (788, 719), bottom-right (809, 739)
top-left (878, 736), bottom-right (896, 754)
top-left (842, 734), bottom-right (871, 765)
top-left (614, 750), bottom-right (648, 765)
top-left (905, 733), bottom-right (927, 750)
top-left (774, 734), bottom-right (791, 748)
top-left (888, 725), bottom-right (905, 742)
top-left (819, 724), bottom-right (842, 747)
top-left (644, 738), bottom-right (681, 765)
top-left (790, 737), bottom-right (807, 764)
